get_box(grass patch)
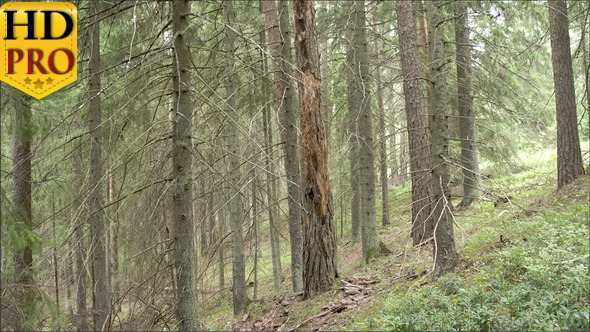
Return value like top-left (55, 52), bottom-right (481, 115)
top-left (354, 149), bottom-right (589, 331)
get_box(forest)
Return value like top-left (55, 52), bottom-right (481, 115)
top-left (1, 0), bottom-right (589, 331)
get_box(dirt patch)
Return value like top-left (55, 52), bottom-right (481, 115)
top-left (234, 274), bottom-right (382, 331)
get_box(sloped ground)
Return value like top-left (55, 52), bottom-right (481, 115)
top-left (218, 152), bottom-right (589, 331)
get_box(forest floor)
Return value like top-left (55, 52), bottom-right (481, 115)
top-left (210, 148), bottom-right (589, 331)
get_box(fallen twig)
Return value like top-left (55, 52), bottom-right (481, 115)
top-left (552, 254), bottom-right (589, 265)
top-left (288, 306), bottom-right (340, 331)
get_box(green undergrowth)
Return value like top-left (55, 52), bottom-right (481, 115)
top-left (352, 152), bottom-right (589, 331)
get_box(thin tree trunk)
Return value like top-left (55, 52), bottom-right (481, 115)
top-left (376, 48), bottom-right (390, 226)
top-left (426, 0), bottom-right (458, 278)
top-left (584, 17), bottom-right (590, 116)
top-left (266, 127), bottom-right (283, 293)
top-left (207, 187), bottom-right (216, 261)
top-left (200, 178), bottom-right (208, 256)
top-left (346, 25), bottom-right (362, 245)
top-left (350, 0), bottom-right (381, 265)
top-left (64, 243), bottom-right (72, 315)
top-left (548, 0), bottom-right (585, 189)
top-left (257, 13), bottom-right (283, 291)
top-left (12, 94), bottom-right (35, 331)
top-left (584, 13), bottom-right (590, 117)
top-left (293, 0), bottom-right (337, 299)
top-left (65, 243), bottom-right (73, 315)
top-left (224, 0), bottom-right (247, 315)
top-left (108, 174), bottom-right (120, 307)
top-left (72, 142), bottom-right (88, 331)
top-left (171, 1), bottom-right (199, 329)
top-left (218, 208), bottom-right (226, 290)
top-left (52, 202), bottom-right (60, 311)
top-left (455, 1), bottom-right (481, 207)
top-left (389, 118), bottom-right (399, 183)
top-left (88, 2), bottom-right (109, 329)
top-left (395, 0), bottom-right (434, 246)
top-left (261, 0), bottom-right (303, 293)
top-left (399, 129), bottom-right (408, 183)
top-left (252, 177), bottom-right (259, 299)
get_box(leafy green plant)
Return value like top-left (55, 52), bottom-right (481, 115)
top-left (368, 176), bottom-right (589, 331)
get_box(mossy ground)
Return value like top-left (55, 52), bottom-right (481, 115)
top-left (205, 148), bottom-right (589, 331)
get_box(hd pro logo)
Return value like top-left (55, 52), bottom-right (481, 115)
top-left (1, 2), bottom-right (77, 99)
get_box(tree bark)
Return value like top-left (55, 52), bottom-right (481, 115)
top-left (224, 0), bottom-right (247, 315)
top-left (258, 6), bottom-right (283, 291)
top-left (171, 1), bottom-right (199, 329)
top-left (395, 0), bottom-right (434, 246)
top-left (218, 207), bottom-right (226, 290)
top-left (12, 94), bottom-right (36, 331)
top-left (346, 28), bottom-right (362, 245)
top-left (88, 2), bottom-right (110, 329)
top-left (455, 1), bottom-right (481, 207)
top-left (398, 127), bottom-right (408, 183)
top-left (262, 29), bottom-right (284, 291)
top-left (293, 0), bottom-right (337, 299)
top-left (252, 176), bottom-right (260, 299)
top-left (261, 0), bottom-right (303, 293)
top-left (200, 178), bottom-right (208, 256)
top-left (72, 142), bottom-right (88, 331)
top-left (389, 116), bottom-right (399, 184)
top-left (207, 186), bottom-right (217, 261)
top-left (107, 174), bottom-right (119, 309)
top-left (584, 15), bottom-right (590, 120)
top-left (351, 0), bottom-right (381, 265)
top-left (584, 12), bottom-right (590, 120)
top-left (426, 0), bottom-right (458, 278)
top-left (548, 0), bottom-right (585, 189)
top-left (375, 46), bottom-right (390, 226)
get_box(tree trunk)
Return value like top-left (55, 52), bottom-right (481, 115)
top-left (218, 206), bottom-right (226, 290)
top-left (389, 118), bottom-right (399, 184)
top-left (416, 0), bottom-right (429, 60)
top-left (346, 23), bottom-right (362, 245)
top-left (399, 129), bottom-right (408, 183)
top-left (426, 0), bottom-right (458, 278)
top-left (261, 0), bottom-right (303, 293)
top-left (207, 183), bottom-right (217, 260)
top-left (200, 178), bottom-right (208, 256)
top-left (108, 174), bottom-right (120, 307)
top-left (263, 34), bottom-right (284, 291)
top-left (350, 0), bottom-right (381, 265)
top-left (389, 120), bottom-right (400, 183)
top-left (65, 242), bottom-right (72, 315)
top-left (88, 2), bottom-right (110, 329)
top-left (52, 203), bottom-right (60, 311)
top-left (375, 46), bottom-right (390, 226)
top-left (224, 0), bottom-right (247, 315)
top-left (12, 94), bottom-right (36, 331)
top-left (395, 0), bottom-right (434, 246)
top-left (258, 10), bottom-right (283, 291)
top-left (455, 1), bottom-right (481, 207)
top-left (171, 1), bottom-right (199, 329)
top-left (548, 0), bottom-right (585, 189)
top-left (584, 15), bottom-right (590, 118)
top-left (72, 142), bottom-right (88, 331)
top-left (252, 176), bottom-right (259, 299)
top-left (293, 0), bottom-right (337, 299)
top-left (320, 39), bottom-right (331, 137)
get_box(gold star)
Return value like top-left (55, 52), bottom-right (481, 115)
top-left (24, 77), bottom-right (32, 84)
top-left (33, 79), bottom-right (44, 89)
top-left (46, 77), bottom-right (54, 85)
